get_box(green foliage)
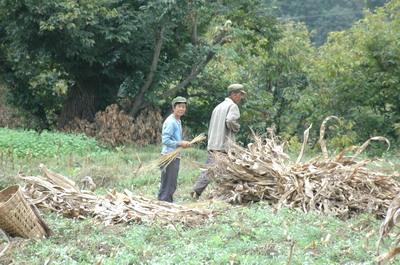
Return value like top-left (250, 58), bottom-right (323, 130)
top-left (0, 0), bottom-right (209, 127)
top-left (190, 19), bottom-right (315, 144)
top-left (0, 128), bottom-right (105, 158)
top-left (314, 119), bottom-right (358, 153)
top-left (165, 0), bottom-right (282, 136)
top-left (270, 0), bottom-right (387, 45)
top-left (304, 0), bottom-right (400, 143)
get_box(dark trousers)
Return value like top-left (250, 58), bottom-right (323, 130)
top-left (158, 158), bottom-right (180, 203)
top-left (192, 151), bottom-right (216, 196)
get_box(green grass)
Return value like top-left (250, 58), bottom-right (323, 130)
top-left (0, 206), bottom-right (383, 265)
top-left (0, 129), bottom-right (399, 264)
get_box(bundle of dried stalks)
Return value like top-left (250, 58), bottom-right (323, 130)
top-left (158, 134), bottom-right (207, 168)
top-left (62, 104), bottom-right (162, 147)
top-left (20, 165), bottom-right (212, 227)
top-left (62, 117), bottom-right (96, 137)
top-left (210, 116), bottom-right (400, 218)
top-left (139, 134), bottom-right (207, 173)
top-left (94, 104), bottom-right (136, 146)
top-left (132, 107), bottom-right (163, 146)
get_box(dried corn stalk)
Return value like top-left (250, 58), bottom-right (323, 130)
top-left (210, 118), bottom-right (400, 218)
top-left (377, 196), bottom-right (400, 264)
top-left (21, 165), bottom-right (212, 227)
top-left (0, 229), bottom-right (10, 258)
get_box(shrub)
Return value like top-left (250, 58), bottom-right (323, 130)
top-left (0, 128), bottom-right (105, 158)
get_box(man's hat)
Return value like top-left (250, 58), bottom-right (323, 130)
top-left (171, 96), bottom-right (187, 107)
top-left (227, 83), bottom-right (246, 94)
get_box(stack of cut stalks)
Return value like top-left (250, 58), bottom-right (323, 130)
top-left (62, 104), bottom-right (162, 147)
top-left (210, 116), bottom-right (400, 218)
top-left (62, 117), bottom-right (96, 137)
top-left (94, 104), bottom-right (137, 146)
top-left (131, 107), bottom-right (163, 146)
top-left (20, 165), bottom-right (212, 227)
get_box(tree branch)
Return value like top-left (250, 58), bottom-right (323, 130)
top-left (129, 26), bottom-right (165, 116)
top-left (164, 22), bottom-right (232, 98)
top-left (191, 11), bottom-right (198, 46)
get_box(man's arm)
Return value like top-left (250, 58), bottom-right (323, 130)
top-left (226, 104), bottom-right (240, 133)
top-left (162, 121), bottom-right (191, 148)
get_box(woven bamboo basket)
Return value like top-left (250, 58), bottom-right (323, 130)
top-left (0, 185), bottom-right (50, 239)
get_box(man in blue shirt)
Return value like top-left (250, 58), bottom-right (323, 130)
top-left (158, 96), bottom-right (191, 202)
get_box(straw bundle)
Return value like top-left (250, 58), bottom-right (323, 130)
top-left (158, 134), bottom-right (207, 168)
top-left (139, 134), bottom-right (206, 173)
top-left (94, 104), bottom-right (136, 146)
top-left (209, 117), bottom-right (400, 218)
top-left (20, 165), bottom-right (212, 227)
top-left (132, 107), bottom-right (163, 146)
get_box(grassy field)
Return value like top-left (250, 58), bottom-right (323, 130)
top-left (0, 128), bottom-right (399, 264)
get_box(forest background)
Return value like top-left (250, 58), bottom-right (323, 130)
top-left (0, 0), bottom-right (398, 152)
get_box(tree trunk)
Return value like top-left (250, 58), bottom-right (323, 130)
top-left (129, 26), bottom-right (165, 117)
top-left (57, 83), bottom-right (97, 128)
top-left (191, 10), bottom-right (198, 46)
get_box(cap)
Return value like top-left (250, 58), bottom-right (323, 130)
top-left (171, 96), bottom-right (187, 107)
top-left (227, 83), bottom-right (246, 94)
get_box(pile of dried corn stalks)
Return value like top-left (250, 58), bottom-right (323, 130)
top-left (20, 165), bottom-right (212, 227)
top-left (63, 104), bottom-right (162, 147)
top-left (94, 104), bottom-right (140, 146)
top-left (210, 116), bottom-right (400, 218)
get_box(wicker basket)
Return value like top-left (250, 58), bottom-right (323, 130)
top-left (0, 185), bottom-right (50, 239)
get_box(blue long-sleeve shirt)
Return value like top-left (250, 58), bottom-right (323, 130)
top-left (161, 114), bottom-right (183, 154)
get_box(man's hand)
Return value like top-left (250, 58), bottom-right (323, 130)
top-left (179, 140), bottom-right (191, 148)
